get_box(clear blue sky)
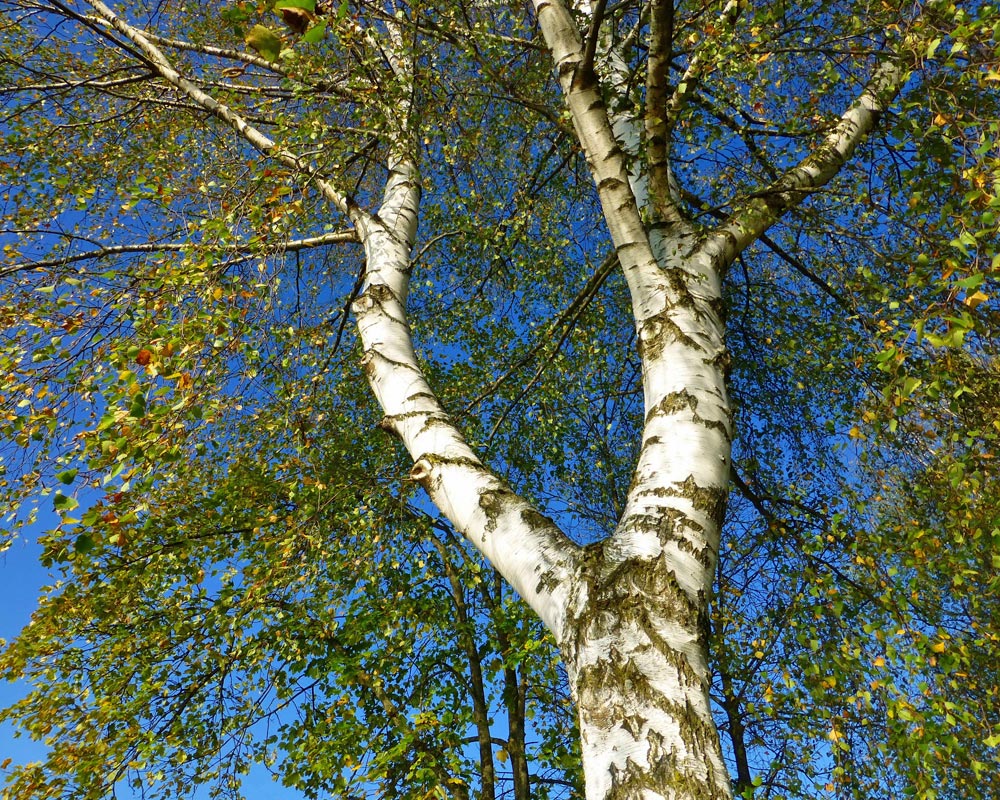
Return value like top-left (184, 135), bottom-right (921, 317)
top-left (0, 534), bottom-right (48, 770)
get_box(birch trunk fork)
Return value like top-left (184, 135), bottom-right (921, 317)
top-left (79, 1), bottom-right (911, 797)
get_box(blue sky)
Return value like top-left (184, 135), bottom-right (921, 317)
top-left (0, 534), bottom-right (47, 770)
top-left (0, 528), bottom-right (308, 800)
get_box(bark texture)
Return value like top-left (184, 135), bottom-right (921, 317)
top-left (79, 3), bottom-right (910, 799)
top-left (561, 541), bottom-right (731, 800)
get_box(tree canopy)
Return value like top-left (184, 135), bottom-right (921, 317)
top-left (1, 1), bottom-right (999, 799)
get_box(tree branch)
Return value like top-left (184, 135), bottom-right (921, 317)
top-left (531, 0), bottom-right (667, 312)
top-left (579, 0), bottom-right (609, 81)
top-left (467, 250), bottom-right (618, 416)
top-left (81, 0), bottom-right (360, 220)
top-left (662, 0), bottom-right (742, 135)
top-left (0, 231), bottom-right (359, 278)
top-left (346, 18), bottom-right (582, 640)
top-left (697, 50), bottom-right (907, 272)
top-left (644, 0), bottom-right (681, 223)
top-left (679, 189), bottom-right (851, 310)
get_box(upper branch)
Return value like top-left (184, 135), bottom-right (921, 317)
top-left (696, 49), bottom-right (908, 272)
top-left (579, 0), bottom-right (609, 80)
top-left (81, 0), bottom-right (360, 221)
top-left (662, 0), bottom-right (742, 134)
top-left (96, 18), bottom-right (367, 99)
top-left (531, 0), bottom-right (667, 310)
top-left (643, 0), bottom-right (680, 224)
top-left (646, 0), bottom-right (741, 224)
top-left (133, 31), bottom-right (289, 74)
top-left (344, 17), bottom-right (581, 640)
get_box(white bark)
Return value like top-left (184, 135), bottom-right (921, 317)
top-left (528, 3), bottom-right (907, 798)
top-left (556, 234), bottom-right (734, 800)
top-left (349, 151), bottom-right (579, 637)
top-left (530, 1), bottom-right (735, 797)
top-left (347, 17), bottom-right (581, 639)
top-left (74, 5), bottom-right (911, 799)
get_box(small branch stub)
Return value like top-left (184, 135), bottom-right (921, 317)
top-left (377, 416), bottom-right (401, 439)
top-left (410, 458), bottom-right (433, 485)
top-left (351, 294), bottom-right (375, 314)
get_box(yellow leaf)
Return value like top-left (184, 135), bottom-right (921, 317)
top-left (931, 640), bottom-right (947, 653)
top-left (933, 112), bottom-right (948, 126)
top-left (964, 290), bottom-right (988, 309)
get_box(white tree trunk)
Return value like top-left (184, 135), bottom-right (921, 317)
top-left (82, 3), bottom-right (910, 798)
top-left (554, 230), bottom-right (734, 800)
top-left (562, 568), bottom-right (731, 800)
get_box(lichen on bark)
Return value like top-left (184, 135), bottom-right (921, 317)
top-left (561, 542), bottom-right (729, 800)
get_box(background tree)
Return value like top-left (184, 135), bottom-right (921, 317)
top-left (1, 1), bottom-right (998, 800)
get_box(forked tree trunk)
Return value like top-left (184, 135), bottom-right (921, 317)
top-left (73, 4), bottom-right (909, 800)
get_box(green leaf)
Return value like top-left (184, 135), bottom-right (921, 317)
top-left (2, 4), bottom-right (999, 799)
top-left (53, 493), bottom-right (79, 512)
top-left (245, 25), bottom-right (282, 61)
top-left (97, 411), bottom-right (117, 432)
top-left (901, 376), bottom-right (922, 398)
top-left (954, 273), bottom-right (984, 289)
top-left (129, 394), bottom-right (146, 419)
top-left (302, 19), bottom-right (327, 43)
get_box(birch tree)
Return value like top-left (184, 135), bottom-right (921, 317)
top-left (1, 1), bottom-right (998, 799)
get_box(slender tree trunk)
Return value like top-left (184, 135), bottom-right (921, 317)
top-left (719, 662), bottom-right (753, 797)
top-left (431, 531), bottom-right (498, 800)
top-left (503, 662), bottom-right (531, 800)
top-left (492, 577), bottom-right (531, 800)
